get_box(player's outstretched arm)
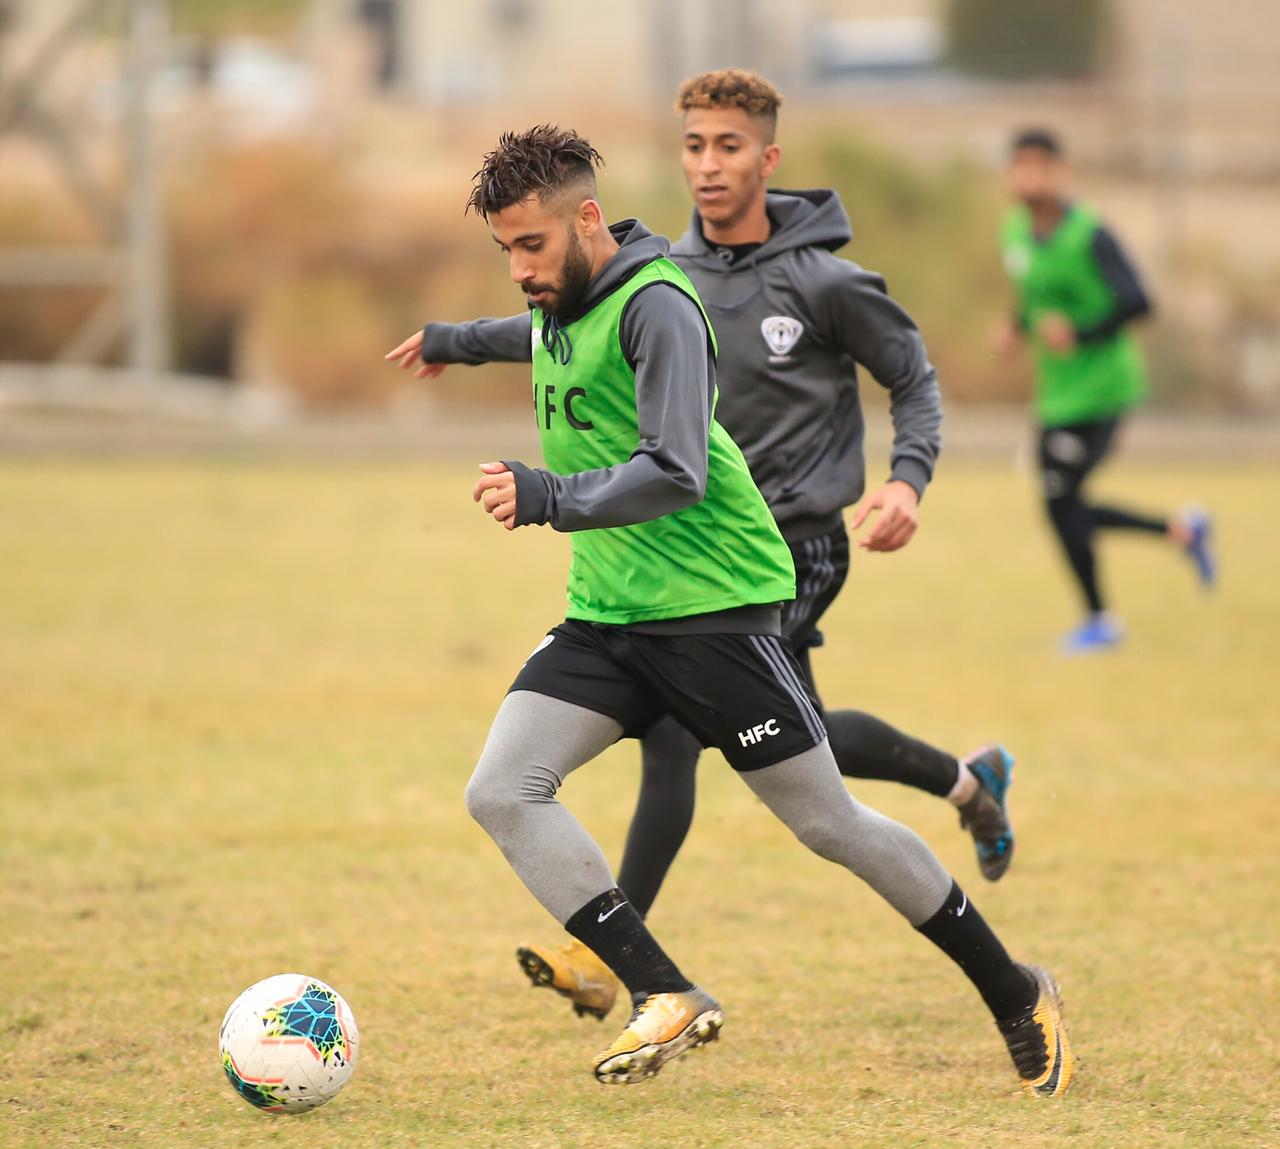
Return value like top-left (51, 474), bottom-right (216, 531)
top-left (475, 287), bottom-right (712, 534)
top-left (384, 312), bottom-right (534, 378)
top-left (385, 330), bottom-right (448, 379)
top-left (992, 314), bottom-right (1024, 355)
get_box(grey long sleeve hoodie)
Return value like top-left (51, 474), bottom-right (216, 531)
top-left (671, 189), bottom-right (942, 543)
top-left (419, 220), bottom-right (716, 533)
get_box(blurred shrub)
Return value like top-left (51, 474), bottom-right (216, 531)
top-left (166, 142), bottom-right (447, 407)
top-left (169, 0), bottom-right (310, 36)
top-left (241, 273), bottom-right (394, 405)
top-left (165, 130), bottom-right (1025, 408)
top-left (1, 134), bottom-right (525, 408)
top-left (804, 131), bottom-right (1022, 403)
top-left (0, 193), bottom-right (110, 364)
top-left (4, 122), bottom-right (1270, 411)
top-left (1152, 247), bottom-right (1280, 410)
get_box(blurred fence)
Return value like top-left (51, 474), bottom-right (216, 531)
top-left (2, 361), bottom-right (1276, 463)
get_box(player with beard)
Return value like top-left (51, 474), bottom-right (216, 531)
top-left (386, 124), bottom-right (1072, 1096)
top-left (513, 70), bottom-right (1018, 1025)
top-left (997, 128), bottom-right (1216, 653)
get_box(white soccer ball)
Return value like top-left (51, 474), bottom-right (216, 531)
top-left (219, 973), bottom-right (359, 1114)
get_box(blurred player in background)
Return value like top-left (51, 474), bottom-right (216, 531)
top-left (387, 125), bottom-right (1072, 1096)
top-left (517, 68), bottom-right (1016, 1028)
top-left (998, 128), bottom-right (1216, 654)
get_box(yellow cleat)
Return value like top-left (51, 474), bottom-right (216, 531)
top-left (516, 939), bottom-right (621, 1021)
top-left (593, 987), bottom-right (724, 1085)
top-left (998, 964), bottom-right (1074, 1097)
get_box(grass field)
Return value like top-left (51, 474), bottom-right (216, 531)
top-left (2, 457), bottom-right (1277, 1148)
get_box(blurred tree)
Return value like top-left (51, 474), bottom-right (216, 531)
top-left (945, 0), bottom-right (1113, 80)
top-left (169, 0), bottom-right (309, 37)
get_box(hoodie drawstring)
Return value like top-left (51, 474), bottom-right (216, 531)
top-left (542, 317), bottom-right (573, 365)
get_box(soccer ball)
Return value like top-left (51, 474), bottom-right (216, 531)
top-left (219, 973), bottom-right (359, 1114)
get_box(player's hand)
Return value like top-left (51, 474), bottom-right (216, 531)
top-left (473, 462), bottom-right (518, 531)
top-left (1038, 312), bottom-right (1077, 353)
top-left (992, 317), bottom-right (1021, 355)
top-left (384, 330), bottom-right (448, 379)
top-left (851, 480), bottom-right (919, 553)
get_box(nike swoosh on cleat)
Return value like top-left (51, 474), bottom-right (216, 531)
top-left (597, 901), bottom-right (629, 923)
top-left (1039, 1027), bottom-right (1063, 1096)
top-left (956, 894), bottom-right (968, 917)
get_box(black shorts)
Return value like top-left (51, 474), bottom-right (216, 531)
top-left (1038, 418), bottom-right (1122, 500)
top-left (782, 527), bottom-right (851, 656)
top-left (509, 620), bottom-right (826, 771)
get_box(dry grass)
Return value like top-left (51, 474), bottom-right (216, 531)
top-left (1, 458), bottom-right (1277, 1148)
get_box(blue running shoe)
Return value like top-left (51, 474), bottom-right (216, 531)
top-left (1059, 613), bottom-right (1123, 655)
top-left (958, 745), bottom-right (1015, 881)
top-left (1181, 508), bottom-right (1216, 590)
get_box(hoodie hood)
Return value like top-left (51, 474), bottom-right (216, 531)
top-left (671, 189), bottom-right (851, 271)
top-left (539, 219), bottom-right (669, 364)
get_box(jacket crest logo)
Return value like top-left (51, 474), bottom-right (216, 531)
top-left (761, 315), bottom-right (804, 358)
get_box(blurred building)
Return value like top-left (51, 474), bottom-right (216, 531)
top-left (4, 2), bottom-right (1278, 176)
top-left (321, 0), bottom-right (1280, 176)
top-left (1113, 0), bottom-right (1280, 175)
top-left (333, 0), bottom-right (823, 106)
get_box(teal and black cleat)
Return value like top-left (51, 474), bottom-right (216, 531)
top-left (958, 745), bottom-right (1016, 881)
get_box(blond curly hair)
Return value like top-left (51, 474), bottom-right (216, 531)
top-left (675, 69), bottom-right (782, 140)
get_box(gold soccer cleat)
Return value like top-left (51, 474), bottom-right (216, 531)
top-left (998, 964), bottom-right (1074, 1097)
top-left (593, 987), bottom-right (724, 1085)
top-left (516, 939), bottom-right (621, 1021)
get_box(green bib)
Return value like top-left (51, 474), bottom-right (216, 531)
top-left (1001, 203), bottom-right (1148, 426)
top-left (531, 257), bottom-right (795, 625)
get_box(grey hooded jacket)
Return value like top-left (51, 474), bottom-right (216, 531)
top-left (670, 189), bottom-right (942, 542)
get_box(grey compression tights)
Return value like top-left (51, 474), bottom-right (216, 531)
top-left (465, 691), bottom-right (953, 927)
top-left (466, 691), bottom-right (625, 923)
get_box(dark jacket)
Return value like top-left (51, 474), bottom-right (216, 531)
top-left (671, 189), bottom-right (943, 542)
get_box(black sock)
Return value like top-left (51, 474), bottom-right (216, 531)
top-left (1092, 504), bottom-right (1169, 534)
top-left (564, 888), bottom-right (693, 998)
top-left (825, 710), bottom-right (960, 797)
top-left (916, 882), bottom-right (1036, 1021)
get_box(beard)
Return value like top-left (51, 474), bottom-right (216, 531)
top-left (1018, 188), bottom-right (1061, 211)
top-left (525, 230), bottom-right (595, 319)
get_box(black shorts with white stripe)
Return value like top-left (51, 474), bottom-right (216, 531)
top-left (508, 619), bottom-right (827, 771)
top-left (782, 526), bottom-right (851, 654)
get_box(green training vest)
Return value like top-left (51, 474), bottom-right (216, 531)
top-left (1001, 203), bottom-right (1148, 427)
top-left (531, 257), bottom-right (796, 625)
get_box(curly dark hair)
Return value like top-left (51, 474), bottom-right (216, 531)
top-left (676, 69), bottom-right (782, 139)
top-left (466, 125), bottom-right (604, 219)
